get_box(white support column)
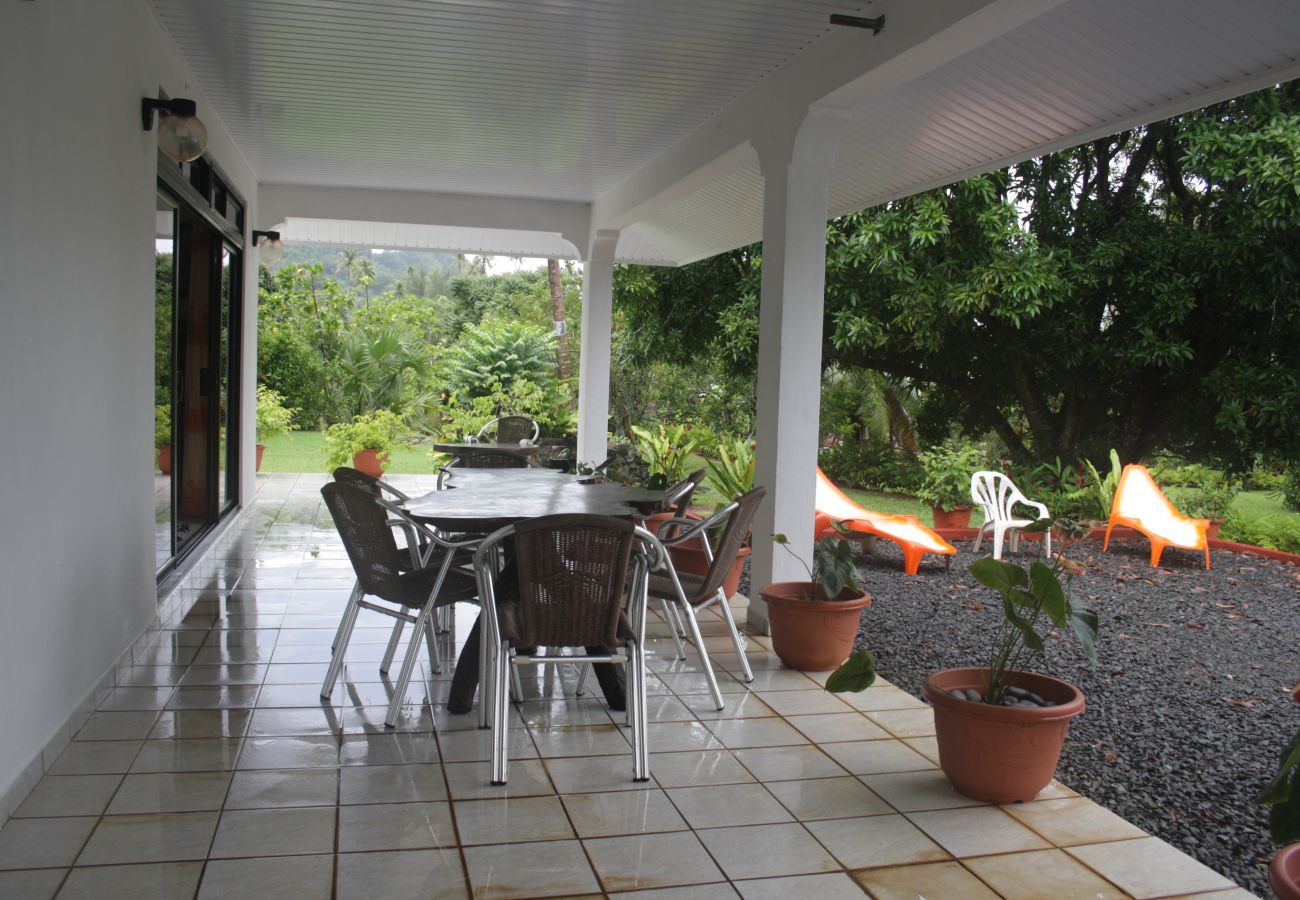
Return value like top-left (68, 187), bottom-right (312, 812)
top-left (748, 111), bottom-right (846, 633)
top-left (576, 229), bottom-right (619, 467)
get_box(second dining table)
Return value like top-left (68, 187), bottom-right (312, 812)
top-left (401, 467), bottom-right (672, 715)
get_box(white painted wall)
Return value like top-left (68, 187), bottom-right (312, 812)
top-left (0, 0), bottom-right (258, 801)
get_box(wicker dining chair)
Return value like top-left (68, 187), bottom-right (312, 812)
top-left (475, 514), bottom-right (663, 784)
top-left (447, 447), bottom-right (538, 470)
top-left (650, 469), bottom-right (706, 657)
top-left (320, 481), bottom-right (481, 728)
top-left (477, 415), bottom-right (540, 445)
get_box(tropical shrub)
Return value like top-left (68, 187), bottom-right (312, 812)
top-left (916, 437), bottom-right (990, 511)
top-left (1219, 512), bottom-right (1300, 553)
top-left (431, 376), bottom-right (575, 442)
top-left (154, 404), bottom-right (171, 450)
top-left (323, 410), bottom-right (411, 471)
top-left (337, 325), bottom-right (431, 418)
top-left (819, 440), bottom-right (924, 495)
top-left (255, 386), bottom-right (297, 444)
top-left (706, 437), bottom-right (755, 503)
top-left (447, 318), bottom-right (556, 400)
top-left (1153, 458), bottom-right (1238, 519)
top-left (1286, 468), bottom-right (1300, 512)
top-left (630, 423), bottom-right (702, 489)
top-left (258, 327), bottom-right (331, 427)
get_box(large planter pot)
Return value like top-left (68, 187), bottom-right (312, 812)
top-left (157, 444), bottom-right (172, 475)
top-left (1272, 843), bottom-right (1300, 900)
top-left (669, 542), bottom-right (750, 599)
top-left (923, 667), bottom-right (1086, 803)
top-left (255, 444), bottom-right (265, 472)
top-left (352, 449), bottom-right (389, 478)
top-left (760, 582), bottom-right (872, 671)
top-left (932, 506), bottom-right (973, 529)
top-left (1206, 519), bottom-right (1224, 540)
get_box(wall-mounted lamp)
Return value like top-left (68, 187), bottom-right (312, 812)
top-left (141, 96), bottom-right (208, 163)
top-left (829, 13), bottom-right (886, 34)
top-left (252, 230), bottom-right (285, 265)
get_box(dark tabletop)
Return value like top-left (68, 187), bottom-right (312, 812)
top-left (432, 441), bottom-right (541, 457)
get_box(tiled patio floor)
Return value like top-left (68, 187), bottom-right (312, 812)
top-left (0, 474), bottom-right (1258, 899)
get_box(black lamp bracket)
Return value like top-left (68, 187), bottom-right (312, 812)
top-left (142, 97), bottom-right (198, 131)
top-left (829, 13), bottom-right (886, 34)
top-left (252, 230), bottom-right (282, 244)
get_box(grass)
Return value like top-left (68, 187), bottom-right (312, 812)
top-left (259, 430), bottom-right (442, 474)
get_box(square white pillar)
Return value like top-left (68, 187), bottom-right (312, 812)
top-left (576, 230), bottom-right (618, 467)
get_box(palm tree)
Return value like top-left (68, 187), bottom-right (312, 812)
top-left (335, 248), bottom-right (360, 282)
top-left (547, 259), bottom-right (570, 380)
top-left (353, 258), bottom-right (376, 307)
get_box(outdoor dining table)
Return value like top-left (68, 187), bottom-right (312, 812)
top-left (402, 467), bottom-right (671, 715)
top-left (432, 440), bottom-right (542, 459)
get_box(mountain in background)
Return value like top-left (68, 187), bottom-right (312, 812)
top-left (267, 245), bottom-right (461, 296)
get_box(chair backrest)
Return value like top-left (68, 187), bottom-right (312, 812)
top-left (333, 466), bottom-right (381, 496)
top-left (697, 486), bottom-right (766, 600)
top-left (970, 471), bottom-right (1026, 521)
top-left (510, 514), bottom-right (638, 648)
top-left (449, 447), bottom-right (533, 469)
top-left (479, 415), bottom-right (540, 445)
top-left (321, 481), bottom-right (407, 604)
top-left (666, 468), bottom-right (706, 519)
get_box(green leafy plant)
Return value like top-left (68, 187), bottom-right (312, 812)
top-left (1219, 512), bottom-right (1300, 553)
top-left (825, 650), bottom-right (878, 693)
top-left (967, 518), bottom-right (1099, 706)
top-left (255, 385), bottom-right (298, 444)
top-left (154, 404), bottom-right (171, 450)
top-left (323, 410), bottom-right (411, 471)
top-left (916, 437), bottom-right (988, 511)
top-left (705, 437), bottom-right (755, 503)
top-left (771, 524), bottom-right (862, 602)
top-left (1256, 683), bottom-right (1300, 846)
top-left (631, 423), bottom-right (702, 490)
top-left (1082, 449), bottom-right (1122, 519)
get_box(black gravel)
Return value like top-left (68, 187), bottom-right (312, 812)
top-left (848, 539), bottom-right (1299, 896)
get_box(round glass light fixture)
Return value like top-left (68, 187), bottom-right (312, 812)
top-left (142, 97), bottom-right (209, 163)
top-left (253, 230), bottom-right (286, 265)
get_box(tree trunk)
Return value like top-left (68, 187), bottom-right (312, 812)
top-left (548, 259), bottom-right (571, 380)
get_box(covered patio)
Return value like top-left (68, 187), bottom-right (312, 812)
top-left (3, 0), bottom-right (1300, 895)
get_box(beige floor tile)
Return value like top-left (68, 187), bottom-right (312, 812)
top-left (542, 755), bottom-right (652, 794)
top-left (0, 867), bottom-right (64, 899)
top-left (236, 735), bottom-right (337, 770)
top-left (339, 733), bottom-right (440, 766)
top-left (210, 806), bottom-right (336, 857)
top-left (649, 749), bottom-right (755, 788)
top-left (806, 813), bottom-right (950, 868)
top-left (131, 738), bottom-right (244, 773)
top-left (338, 763), bottom-right (445, 805)
top-left (335, 849), bottom-right (469, 900)
top-left (909, 806), bottom-right (1052, 857)
top-left (337, 801), bottom-right (456, 852)
top-left (902, 735), bottom-right (941, 763)
top-left (1066, 837), bottom-right (1236, 899)
top-left (614, 884), bottom-right (739, 899)
top-left (197, 854), bottom-right (334, 900)
top-left (0, 817), bottom-right (98, 869)
top-left (107, 772), bottom-right (232, 814)
top-left (462, 839), bottom-right (600, 899)
top-left (738, 670), bottom-right (821, 691)
top-left (865, 706), bottom-right (937, 738)
top-left (667, 783), bottom-right (792, 829)
top-left (246, 707), bottom-right (343, 737)
top-left (655, 672), bottom-right (748, 695)
top-left (225, 767), bottom-right (339, 809)
top-left (528, 724), bottom-right (631, 757)
top-left (444, 758), bottom-right (556, 800)
top-left (56, 861), bottom-right (203, 900)
top-left (1159, 890), bottom-right (1258, 899)
top-left (644, 720), bottom-right (725, 752)
top-left (148, 710), bottom-right (253, 740)
top-left (786, 712), bottom-right (890, 744)
top-left (98, 688), bottom-right (176, 711)
top-left (679, 692), bottom-right (775, 720)
top-left (14, 775), bottom-right (123, 818)
top-left (454, 795), bottom-right (575, 845)
top-left (180, 664), bottom-right (268, 686)
top-left (734, 872), bottom-right (868, 900)
top-left (561, 788), bottom-right (688, 838)
top-left (754, 690), bottom-right (852, 716)
top-left (705, 717), bottom-right (810, 749)
top-left (820, 738), bottom-right (936, 776)
top-left (1003, 796), bottom-right (1149, 846)
top-left (517, 699), bottom-right (616, 728)
top-left (733, 745), bottom-right (847, 782)
top-left (696, 823), bottom-right (840, 880)
top-left (965, 848), bottom-right (1127, 899)
top-left (851, 860), bottom-right (1001, 899)
top-left (765, 776), bottom-right (893, 821)
top-left (584, 831), bottom-right (725, 892)
top-left (436, 728), bottom-right (537, 762)
top-left (48, 741), bottom-right (143, 775)
top-left (640, 695), bottom-right (696, 723)
top-left (837, 684), bottom-right (927, 711)
top-left (76, 811), bottom-right (219, 865)
top-left (860, 769), bottom-right (989, 812)
top-left (74, 711), bottom-right (161, 741)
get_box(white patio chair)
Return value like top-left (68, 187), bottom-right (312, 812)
top-left (970, 471), bottom-right (1051, 560)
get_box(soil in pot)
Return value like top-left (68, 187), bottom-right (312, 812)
top-left (1272, 843), bottom-right (1300, 900)
top-left (760, 582), bottom-right (872, 671)
top-left (352, 449), bottom-right (388, 478)
top-left (932, 507), bottom-right (973, 529)
top-left (923, 667), bottom-right (1085, 803)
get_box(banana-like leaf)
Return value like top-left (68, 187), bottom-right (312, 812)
top-left (1069, 604), bottom-right (1100, 666)
top-left (970, 557), bottom-right (1027, 593)
top-left (1029, 561), bottom-right (1068, 624)
top-left (825, 650), bottom-right (878, 693)
top-left (1002, 594), bottom-right (1044, 652)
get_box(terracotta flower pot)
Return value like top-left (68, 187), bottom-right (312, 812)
top-left (255, 444), bottom-right (265, 472)
top-left (352, 449), bottom-right (389, 478)
top-left (932, 506), bottom-right (973, 529)
top-left (760, 581), bottom-right (872, 671)
top-left (1272, 843), bottom-right (1300, 900)
top-left (669, 543), bottom-right (750, 599)
top-left (923, 667), bottom-right (1085, 803)
top-left (1206, 519), bottom-right (1223, 540)
top-left (157, 444), bottom-right (172, 475)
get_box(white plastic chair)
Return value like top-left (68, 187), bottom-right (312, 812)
top-left (970, 471), bottom-right (1051, 560)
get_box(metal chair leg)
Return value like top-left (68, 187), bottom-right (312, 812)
top-left (629, 640), bottom-right (649, 781)
top-left (321, 584), bottom-right (363, 699)
top-left (717, 590), bottom-right (754, 682)
top-left (679, 601), bottom-right (725, 710)
top-left (658, 598), bottom-right (687, 660)
top-left (490, 643), bottom-right (511, 784)
top-left (379, 617), bottom-right (405, 674)
top-left (423, 610), bottom-right (442, 675)
top-left (384, 603), bottom-right (436, 728)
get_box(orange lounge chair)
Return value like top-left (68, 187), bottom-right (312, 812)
top-left (815, 468), bottom-right (957, 575)
top-left (1104, 464), bottom-right (1211, 569)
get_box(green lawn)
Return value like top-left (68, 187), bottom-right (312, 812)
top-left (259, 430), bottom-right (442, 474)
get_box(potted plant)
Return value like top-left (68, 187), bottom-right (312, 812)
top-left (915, 518), bottom-right (1099, 803)
top-left (667, 437), bottom-right (756, 597)
top-left (1165, 481), bottom-right (1236, 539)
top-left (155, 404), bottom-right (172, 475)
top-left (1257, 683), bottom-right (1300, 900)
top-left (630, 422), bottom-right (703, 490)
top-left (324, 410), bottom-right (410, 478)
top-left (760, 524), bottom-right (873, 671)
top-left (917, 437), bottom-right (987, 528)
top-left (255, 385), bottom-right (297, 472)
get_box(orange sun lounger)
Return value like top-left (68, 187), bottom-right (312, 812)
top-left (1104, 464), bottom-right (1211, 569)
top-left (815, 468), bottom-right (957, 575)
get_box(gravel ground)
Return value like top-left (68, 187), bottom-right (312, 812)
top-left (847, 538), bottom-right (1300, 896)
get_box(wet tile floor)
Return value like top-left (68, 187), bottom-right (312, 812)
top-left (0, 474), bottom-right (1257, 899)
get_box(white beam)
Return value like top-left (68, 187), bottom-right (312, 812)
top-left (576, 230), bottom-right (619, 467)
top-left (748, 111), bottom-right (847, 633)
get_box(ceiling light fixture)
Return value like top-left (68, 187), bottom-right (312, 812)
top-left (829, 13), bottom-right (886, 34)
top-left (141, 96), bottom-right (209, 163)
top-left (252, 230), bottom-right (285, 265)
